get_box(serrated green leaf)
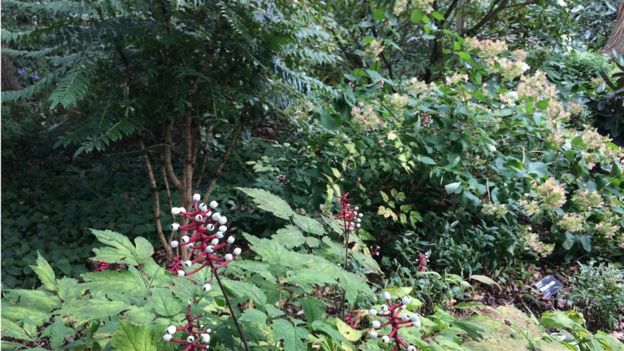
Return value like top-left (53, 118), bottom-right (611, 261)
top-left (57, 278), bottom-right (85, 302)
top-left (237, 187), bottom-right (295, 220)
top-left (292, 214), bottom-right (325, 235)
top-left (240, 309), bottom-right (267, 324)
top-left (300, 298), bottom-right (326, 324)
top-left (273, 225), bottom-right (307, 248)
top-left (272, 319), bottom-right (307, 351)
top-left (42, 317), bottom-right (74, 349)
top-left (149, 288), bottom-right (181, 317)
top-left (1, 319), bottom-right (32, 341)
top-left (222, 278), bottom-right (267, 305)
top-left (30, 252), bottom-right (56, 291)
top-left (111, 321), bottom-right (156, 351)
top-left (59, 298), bottom-right (131, 324)
top-left (91, 230), bottom-right (153, 265)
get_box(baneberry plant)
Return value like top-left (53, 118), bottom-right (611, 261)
top-left (163, 304), bottom-right (212, 350)
top-left (367, 291), bottom-right (422, 351)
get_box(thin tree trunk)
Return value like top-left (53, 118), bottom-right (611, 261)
top-left (603, 0), bottom-right (624, 55)
top-left (139, 138), bottom-right (173, 258)
top-left (1, 55), bottom-right (21, 91)
top-left (203, 122), bottom-right (243, 201)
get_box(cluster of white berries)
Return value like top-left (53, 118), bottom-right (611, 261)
top-left (163, 324), bottom-right (211, 350)
top-left (367, 291), bottom-right (421, 350)
top-left (337, 194), bottom-right (364, 235)
top-left (169, 193), bottom-right (242, 285)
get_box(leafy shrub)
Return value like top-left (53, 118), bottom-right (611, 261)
top-left (567, 262), bottom-right (624, 332)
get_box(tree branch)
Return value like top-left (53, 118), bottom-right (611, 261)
top-left (162, 121), bottom-right (184, 193)
top-left (203, 121), bottom-right (244, 201)
top-left (466, 0), bottom-right (510, 36)
top-left (139, 138), bottom-right (173, 258)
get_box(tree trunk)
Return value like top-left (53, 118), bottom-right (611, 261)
top-left (603, 0), bottom-right (624, 55)
top-left (1, 55), bottom-right (21, 91)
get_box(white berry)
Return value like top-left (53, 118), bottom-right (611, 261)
top-left (163, 333), bottom-right (173, 341)
top-left (171, 240), bottom-right (179, 248)
top-left (195, 214), bottom-right (203, 222)
top-left (187, 335), bottom-right (195, 342)
top-left (167, 325), bottom-right (177, 334)
top-left (206, 245), bottom-right (214, 253)
top-left (227, 236), bottom-right (235, 244)
top-left (193, 193), bottom-right (201, 202)
top-left (171, 207), bottom-right (181, 215)
top-left (201, 333), bottom-right (211, 343)
top-left (211, 238), bottom-right (219, 245)
top-left (383, 291), bottom-right (391, 300)
top-left (381, 304), bottom-right (389, 312)
top-left (225, 254), bottom-right (234, 261)
top-left (211, 212), bottom-right (221, 221)
top-left (381, 335), bottom-right (390, 343)
top-left (371, 320), bottom-right (381, 329)
top-left (206, 224), bottom-right (215, 231)
top-left (177, 270), bottom-right (186, 277)
top-left (408, 346), bottom-right (417, 351)
top-left (209, 200), bottom-right (218, 209)
top-left (182, 235), bottom-right (190, 243)
top-left (199, 203), bottom-right (208, 211)
top-left (171, 223), bottom-right (180, 231)
top-left (183, 260), bottom-right (192, 267)
top-left (402, 296), bottom-right (410, 305)
top-left (368, 308), bottom-right (378, 316)
top-left (203, 283), bottom-right (212, 292)
top-left (218, 225), bottom-right (227, 232)
top-left (233, 247), bottom-right (242, 256)
top-left (218, 216), bottom-right (227, 225)
top-left (216, 232), bottom-right (224, 239)
top-left (369, 331), bottom-right (378, 339)
top-left (180, 207), bottom-right (187, 213)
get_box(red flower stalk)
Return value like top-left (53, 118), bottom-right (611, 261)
top-left (336, 193), bottom-right (363, 237)
top-left (163, 303), bottom-right (212, 350)
top-left (169, 194), bottom-right (241, 289)
top-left (417, 253), bottom-right (428, 272)
top-left (367, 292), bottom-right (422, 351)
top-left (94, 261), bottom-right (111, 272)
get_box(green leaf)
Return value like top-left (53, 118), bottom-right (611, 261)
top-left (149, 288), bottom-right (181, 317)
top-left (540, 311), bottom-right (577, 329)
top-left (579, 235), bottom-right (592, 252)
top-left (417, 155), bottom-right (436, 165)
top-left (311, 321), bottom-right (348, 343)
top-left (59, 298), bottom-right (131, 324)
top-left (91, 230), bottom-right (153, 265)
top-left (300, 298), bottom-right (326, 324)
top-left (292, 214), bottom-right (325, 236)
top-left (272, 319), bottom-right (307, 351)
top-left (410, 9), bottom-right (425, 23)
top-left (273, 225), bottom-right (307, 248)
top-left (240, 309), bottom-right (268, 325)
top-left (42, 317), bottom-right (74, 349)
top-left (445, 182), bottom-right (462, 194)
top-left (222, 278), bottom-right (267, 305)
top-left (237, 187), bottom-right (295, 220)
top-left (469, 275), bottom-right (501, 290)
top-left (125, 307), bottom-right (156, 325)
top-left (372, 8), bottom-right (385, 21)
top-left (336, 318), bottom-right (362, 341)
top-left (30, 252), bottom-right (56, 291)
top-left (57, 278), bottom-right (85, 302)
top-left (1, 319), bottom-right (33, 341)
top-left (111, 321), bottom-right (157, 351)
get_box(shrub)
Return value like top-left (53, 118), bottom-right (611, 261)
top-left (568, 262), bottom-right (624, 332)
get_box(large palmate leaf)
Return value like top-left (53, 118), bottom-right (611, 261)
top-left (59, 298), bottom-right (131, 324)
top-left (222, 278), bottom-right (267, 305)
top-left (237, 187), bottom-right (295, 220)
top-left (292, 214), bottom-right (325, 235)
top-left (90, 230), bottom-right (154, 265)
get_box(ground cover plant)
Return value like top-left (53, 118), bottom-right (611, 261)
top-left (2, 0), bottom-right (624, 350)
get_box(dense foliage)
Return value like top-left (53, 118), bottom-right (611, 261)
top-left (2, 0), bottom-right (623, 350)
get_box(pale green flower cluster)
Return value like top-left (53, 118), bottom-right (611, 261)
top-left (351, 102), bottom-right (385, 130)
top-left (558, 213), bottom-right (585, 233)
top-left (535, 177), bottom-right (567, 210)
top-left (481, 202), bottom-right (508, 218)
top-left (387, 93), bottom-right (410, 113)
top-left (572, 189), bottom-right (603, 210)
top-left (521, 226), bottom-right (554, 257)
top-left (464, 37), bottom-right (508, 57)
